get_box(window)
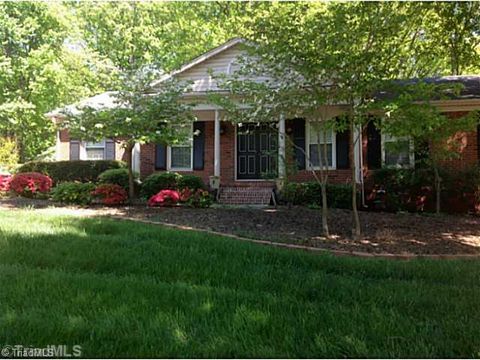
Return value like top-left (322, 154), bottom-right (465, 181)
top-left (307, 122), bottom-right (336, 169)
top-left (382, 133), bottom-right (414, 168)
top-left (168, 125), bottom-right (193, 170)
top-left (85, 140), bottom-right (105, 160)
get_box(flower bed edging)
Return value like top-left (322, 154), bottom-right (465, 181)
top-left (107, 215), bottom-right (480, 260)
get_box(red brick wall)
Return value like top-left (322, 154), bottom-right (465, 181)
top-left (139, 113), bottom-right (480, 187)
top-left (438, 112), bottom-right (478, 171)
top-left (140, 121), bottom-right (215, 184)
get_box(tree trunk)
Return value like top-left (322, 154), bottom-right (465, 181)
top-left (125, 143), bottom-right (135, 199)
top-left (350, 122), bottom-right (361, 240)
top-left (320, 182), bottom-right (330, 238)
top-left (434, 166), bottom-right (441, 214)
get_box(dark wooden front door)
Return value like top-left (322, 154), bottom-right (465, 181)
top-left (237, 123), bottom-right (278, 180)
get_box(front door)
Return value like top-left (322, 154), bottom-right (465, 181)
top-left (237, 123), bottom-right (278, 180)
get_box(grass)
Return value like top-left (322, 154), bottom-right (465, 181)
top-left (0, 209), bottom-right (479, 358)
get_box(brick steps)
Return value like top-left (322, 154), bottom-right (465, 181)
top-left (218, 186), bottom-right (274, 205)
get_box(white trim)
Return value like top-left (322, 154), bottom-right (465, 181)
top-left (306, 121), bottom-right (337, 170)
top-left (84, 139), bottom-right (106, 160)
top-left (214, 110), bottom-right (221, 177)
top-left (167, 124), bottom-right (194, 171)
top-left (381, 133), bottom-right (415, 168)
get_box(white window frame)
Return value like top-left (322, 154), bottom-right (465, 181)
top-left (84, 140), bottom-right (106, 160)
top-left (167, 124), bottom-right (194, 171)
top-left (306, 121), bottom-right (337, 170)
top-left (381, 133), bottom-right (415, 168)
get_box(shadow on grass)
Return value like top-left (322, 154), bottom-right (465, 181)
top-left (0, 210), bottom-right (480, 357)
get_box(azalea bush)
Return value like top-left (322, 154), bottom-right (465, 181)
top-left (51, 182), bottom-right (96, 205)
top-left (147, 189), bottom-right (180, 207)
top-left (183, 188), bottom-right (212, 208)
top-left (141, 172), bottom-right (204, 199)
top-left (0, 174), bottom-right (12, 192)
top-left (92, 184), bottom-right (128, 205)
top-left (10, 172), bottom-right (52, 198)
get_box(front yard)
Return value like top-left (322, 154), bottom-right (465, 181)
top-left (0, 209), bottom-right (479, 357)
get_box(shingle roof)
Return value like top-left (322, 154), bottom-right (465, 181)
top-left (375, 75), bottom-right (480, 101)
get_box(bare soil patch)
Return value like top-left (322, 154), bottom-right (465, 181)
top-left (1, 197), bottom-right (479, 255)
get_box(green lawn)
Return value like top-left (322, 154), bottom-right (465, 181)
top-left (0, 210), bottom-right (479, 358)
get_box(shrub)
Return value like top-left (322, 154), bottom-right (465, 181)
top-left (17, 160), bottom-right (125, 184)
top-left (0, 174), bottom-right (12, 192)
top-left (51, 182), bottom-right (95, 205)
top-left (185, 188), bottom-right (213, 208)
top-left (0, 137), bottom-right (18, 172)
top-left (147, 189), bottom-right (180, 207)
top-left (10, 172), bottom-right (52, 198)
top-left (141, 172), bottom-right (204, 199)
top-left (98, 168), bottom-right (139, 190)
top-left (282, 182), bottom-right (355, 209)
top-left (92, 184), bottom-right (128, 205)
top-left (178, 175), bottom-right (205, 192)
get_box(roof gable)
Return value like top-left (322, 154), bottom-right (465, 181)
top-left (150, 38), bottom-right (245, 90)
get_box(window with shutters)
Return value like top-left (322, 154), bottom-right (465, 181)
top-left (85, 140), bottom-right (106, 160)
top-left (382, 133), bottom-right (414, 168)
top-left (307, 122), bottom-right (336, 169)
top-left (168, 125), bottom-right (193, 171)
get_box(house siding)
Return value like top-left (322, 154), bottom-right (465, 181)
top-left (56, 129), bottom-right (126, 162)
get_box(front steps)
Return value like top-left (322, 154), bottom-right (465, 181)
top-left (217, 186), bottom-right (275, 205)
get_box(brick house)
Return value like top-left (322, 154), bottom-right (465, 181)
top-left (48, 38), bottom-right (480, 204)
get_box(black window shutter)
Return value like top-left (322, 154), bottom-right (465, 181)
top-left (367, 121), bottom-right (382, 169)
top-left (105, 139), bottom-right (116, 160)
top-left (69, 141), bottom-right (80, 160)
top-left (336, 129), bottom-right (350, 169)
top-left (414, 140), bottom-right (429, 169)
top-left (155, 144), bottom-right (167, 170)
top-left (291, 118), bottom-right (306, 170)
top-left (193, 121), bottom-right (205, 170)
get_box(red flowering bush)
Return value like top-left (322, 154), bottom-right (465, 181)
top-left (179, 187), bottom-right (193, 202)
top-left (148, 189), bottom-right (180, 207)
top-left (10, 172), bottom-right (52, 197)
top-left (0, 174), bottom-right (12, 192)
top-left (91, 183), bottom-right (128, 205)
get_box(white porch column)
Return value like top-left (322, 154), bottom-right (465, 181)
top-left (214, 110), bottom-right (221, 177)
top-left (132, 143), bottom-right (141, 173)
top-left (278, 114), bottom-right (286, 178)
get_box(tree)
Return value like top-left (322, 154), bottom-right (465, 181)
top-left (377, 82), bottom-right (478, 214)
top-left (0, 2), bottom-right (112, 161)
top-left (215, 2), bottom-right (433, 239)
top-left (426, 2), bottom-right (480, 76)
top-left (61, 68), bottom-right (194, 199)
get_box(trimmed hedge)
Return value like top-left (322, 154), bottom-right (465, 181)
top-left (17, 160), bottom-right (126, 184)
top-left (282, 182), bottom-right (355, 209)
top-left (98, 168), bottom-right (139, 191)
top-left (51, 182), bottom-right (96, 205)
top-left (141, 172), bottom-right (205, 199)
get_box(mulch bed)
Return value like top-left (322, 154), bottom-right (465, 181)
top-left (1, 197), bottom-right (480, 255)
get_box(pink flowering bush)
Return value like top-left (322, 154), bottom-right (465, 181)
top-left (91, 183), bottom-right (128, 205)
top-left (10, 172), bottom-right (52, 197)
top-left (148, 189), bottom-right (180, 207)
top-left (0, 174), bottom-right (12, 192)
